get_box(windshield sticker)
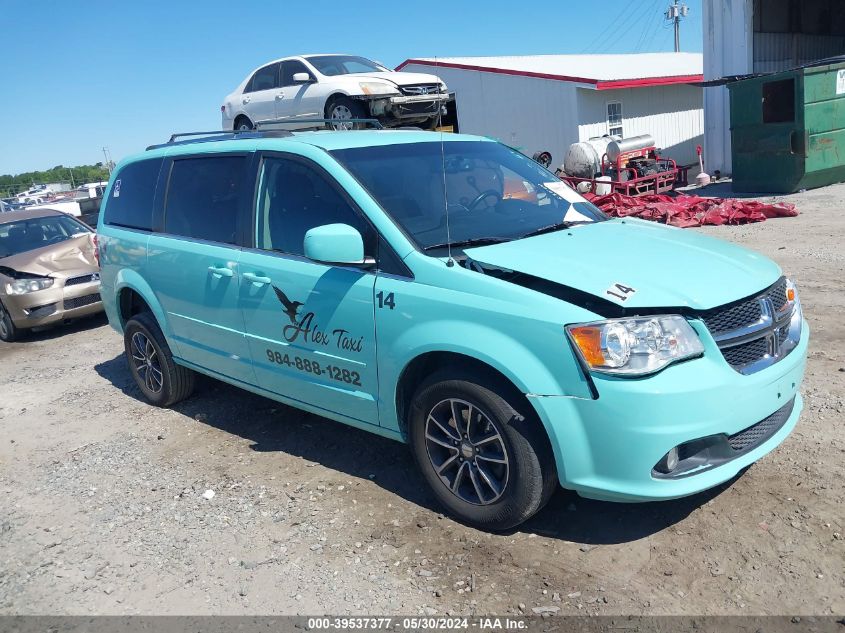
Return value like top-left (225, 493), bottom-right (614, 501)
top-left (113, 180), bottom-right (121, 198)
top-left (542, 180), bottom-right (581, 203)
top-left (605, 283), bottom-right (637, 303)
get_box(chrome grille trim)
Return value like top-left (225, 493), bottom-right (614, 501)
top-left (698, 277), bottom-right (801, 375)
top-left (400, 83), bottom-right (441, 96)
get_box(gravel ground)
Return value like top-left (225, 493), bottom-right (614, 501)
top-left (0, 184), bottom-right (843, 616)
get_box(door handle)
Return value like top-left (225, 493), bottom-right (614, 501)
top-left (242, 272), bottom-right (271, 285)
top-left (208, 266), bottom-right (234, 278)
top-left (275, 93), bottom-right (285, 100)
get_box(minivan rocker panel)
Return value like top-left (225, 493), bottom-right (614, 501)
top-left (97, 130), bottom-right (808, 531)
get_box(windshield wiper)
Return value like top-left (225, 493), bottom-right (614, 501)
top-left (519, 220), bottom-right (590, 239)
top-left (423, 237), bottom-right (512, 252)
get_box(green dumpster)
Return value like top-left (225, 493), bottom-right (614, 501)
top-left (729, 60), bottom-right (845, 193)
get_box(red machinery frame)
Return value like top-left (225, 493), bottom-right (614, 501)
top-left (559, 144), bottom-right (690, 196)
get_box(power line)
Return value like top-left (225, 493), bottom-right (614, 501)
top-left (633, 0), bottom-right (665, 52)
top-left (636, 0), bottom-right (672, 53)
top-left (582, 1), bottom-right (642, 54)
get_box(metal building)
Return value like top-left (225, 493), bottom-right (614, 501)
top-left (703, 0), bottom-right (845, 173)
top-left (398, 53), bottom-right (704, 168)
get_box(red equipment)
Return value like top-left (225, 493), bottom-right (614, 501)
top-left (559, 135), bottom-right (689, 197)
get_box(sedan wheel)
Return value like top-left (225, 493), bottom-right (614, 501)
top-left (330, 104), bottom-right (355, 131)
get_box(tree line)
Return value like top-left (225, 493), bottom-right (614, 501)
top-left (0, 164), bottom-right (111, 198)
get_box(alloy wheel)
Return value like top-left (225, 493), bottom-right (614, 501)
top-left (131, 332), bottom-right (164, 394)
top-left (330, 104), bottom-right (354, 130)
top-left (424, 398), bottom-right (509, 505)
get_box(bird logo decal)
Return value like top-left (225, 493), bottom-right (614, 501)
top-left (272, 285), bottom-right (304, 325)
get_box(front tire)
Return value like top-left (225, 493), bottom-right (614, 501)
top-left (325, 96), bottom-right (367, 130)
top-left (0, 300), bottom-right (21, 342)
top-left (409, 371), bottom-right (557, 531)
top-left (124, 312), bottom-right (195, 407)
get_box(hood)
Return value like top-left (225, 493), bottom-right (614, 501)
top-left (464, 219), bottom-right (782, 312)
top-left (0, 233), bottom-right (97, 279)
top-left (343, 71), bottom-right (445, 87)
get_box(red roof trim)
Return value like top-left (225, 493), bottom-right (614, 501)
top-left (596, 74), bottom-right (704, 89)
top-left (395, 59), bottom-right (703, 89)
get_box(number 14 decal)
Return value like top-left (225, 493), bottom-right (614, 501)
top-left (606, 283), bottom-right (637, 302)
top-left (376, 290), bottom-right (396, 310)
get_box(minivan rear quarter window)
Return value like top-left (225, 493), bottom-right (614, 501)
top-left (164, 156), bottom-right (245, 245)
top-left (104, 158), bottom-right (162, 231)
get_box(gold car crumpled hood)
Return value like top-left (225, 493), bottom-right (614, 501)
top-left (0, 234), bottom-right (97, 279)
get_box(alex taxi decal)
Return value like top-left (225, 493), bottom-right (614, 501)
top-left (273, 286), bottom-right (363, 353)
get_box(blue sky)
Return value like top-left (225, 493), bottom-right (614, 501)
top-left (0, 0), bottom-right (702, 176)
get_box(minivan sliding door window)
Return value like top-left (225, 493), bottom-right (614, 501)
top-left (164, 156), bottom-right (245, 245)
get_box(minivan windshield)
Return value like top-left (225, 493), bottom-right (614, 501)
top-left (306, 55), bottom-right (387, 76)
top-left (331, 141), bottom-right (606, 251)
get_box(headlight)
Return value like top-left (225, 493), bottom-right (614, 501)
top-left (6, 277), bottom-right (54, 295)
top-left (566, 315), bottom-right (704, 376)
top-left (439, 82), bottom-right (448, 92)
top-left (358, 82), bottom-right (400, 96)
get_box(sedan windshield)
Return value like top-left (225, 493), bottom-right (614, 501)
top-left (331, 141), bottom-right (606, 251)
top-left (0, 214), bottom-right (91, 258)
top-left (306, 55), bottom-right (386, 76)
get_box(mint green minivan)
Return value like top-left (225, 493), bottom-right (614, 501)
top-left (97, 129), bottom-right (808, 530)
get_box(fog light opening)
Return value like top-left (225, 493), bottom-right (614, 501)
top-left (665, 447), bottom-right (679, 472)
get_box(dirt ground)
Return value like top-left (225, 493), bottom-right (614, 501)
top-left (0, 183), bottom-right (843, 617)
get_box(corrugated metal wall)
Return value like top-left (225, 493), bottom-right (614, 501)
top-left (576, 85), bottom-right (704, 166)
top-left (754, 33), bottom-right (845, 72)
top-left (400, 64), bottom-right (582, 168)
top-left (400, 63), bottom-right (703, 170)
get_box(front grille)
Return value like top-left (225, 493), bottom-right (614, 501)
top-left (700, 299), bottom-right (763, 335)
top-left (728, 397), bottom-right (795, 452)
top-left (400, 83), bottom-right (441, 96)
top-left (65, 273), bottom-right (99, 287)
top-left (63, 293), bottom-right (100, 310)
top-left (722, 337), bottom-right (770, 367)
top-left (697, 277), bottom-right (796, 374)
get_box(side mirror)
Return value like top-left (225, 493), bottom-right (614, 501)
top-left (303, 224), bottom-right (373, 266)
top-left (292, 72), bottom-right (312, 84)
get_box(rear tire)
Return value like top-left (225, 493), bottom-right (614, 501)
top-left (234, 116), bottom-right (253, 131)
top-left (325, 96), bottom-right (367, 130)
top-left (408, 370), bottom-right (557, 531)
top-left (123, 312), bottom-right (195, 407)
top-left (0, 300), bottom-right (21, 342)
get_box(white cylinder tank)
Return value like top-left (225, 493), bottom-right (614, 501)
top-left (606, 135), bottom-right (656, 162)
top-left (562, 135), bottom-right (620, 179)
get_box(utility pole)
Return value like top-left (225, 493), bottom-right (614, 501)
top-left (666, 0), bottom-right (689, 52)
top-left (102, 147), bottom-right (113, 176)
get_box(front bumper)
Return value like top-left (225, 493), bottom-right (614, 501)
top-left (4, 279), bottom-right (102, 330)
top-left (363, 92), bottom-right (455, 121)
top-left (529, 319), bottom-right (809, 502)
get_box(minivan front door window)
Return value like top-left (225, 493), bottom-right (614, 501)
top-left (255, 157), bottom-right (375, 257)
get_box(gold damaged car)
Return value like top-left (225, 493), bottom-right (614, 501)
top-left (0, 209), bottom-right (102, 342)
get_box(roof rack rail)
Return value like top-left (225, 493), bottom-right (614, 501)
top-left (145, 128), bottom-right (293, 151)
top-left (254, 118), bottom-right (384, 130)
top-left (145, 117), bottom-right (386, 151)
